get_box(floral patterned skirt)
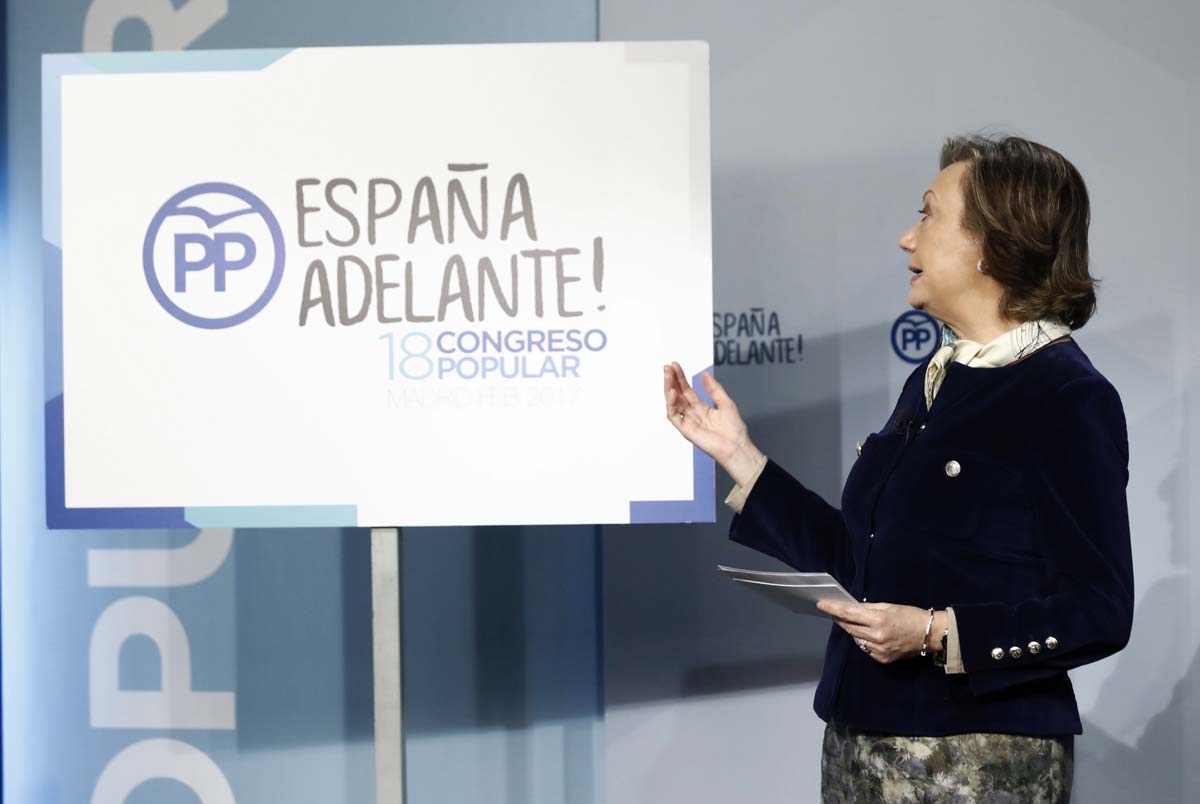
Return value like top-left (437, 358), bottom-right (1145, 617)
top-left (820, 719), bottom-right (1073, 803)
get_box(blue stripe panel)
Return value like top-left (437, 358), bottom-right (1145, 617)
top-left (185, 506), bottom-right (358, 528)
top-left (43, 394), bottom-right (190, 529)
top-left (8, 2), bottom-right (600, 801)
top-left (42, 241), bottom-right (63, 399)
top-left (78, 48), bottom-right (290, 74)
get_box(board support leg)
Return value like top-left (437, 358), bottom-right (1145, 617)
top-left (371, 526), bottom-right (404, 804)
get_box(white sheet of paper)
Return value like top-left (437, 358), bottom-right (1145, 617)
top-left (717, 564), bottom-right (848, 586)
top-left (718, 565), bottom-right (860, 617)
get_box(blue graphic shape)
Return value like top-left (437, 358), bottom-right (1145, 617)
top-left (78, 48), bottom-right (290, 75)
top-left (143, 181), bottom-right (285, 329)
top-left (891, 310), bottom-right (941, 364)
top-left (184, 505), bottom-right (358, 528)
top-left (44, 394), bottom-right (189, 529)
top-left (629, 365), bottom-right (716, 524)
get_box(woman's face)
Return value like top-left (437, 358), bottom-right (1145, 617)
top-left (898, 161), bottom-right (983, 322)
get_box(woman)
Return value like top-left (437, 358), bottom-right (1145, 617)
top-left (663, 134), bottom-right (1133, 802)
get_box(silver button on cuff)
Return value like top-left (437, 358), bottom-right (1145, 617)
top-left (945, 459), bottom-right (961, 477)
top-left (1009, 646), bottom-right (1023, 659)
top-left (1027, 641), bottom-right (1041, 655)
top-left (991, 647), bottom-right (1004, 661)
top-left (1045, 636), bottom-right (1058, 650)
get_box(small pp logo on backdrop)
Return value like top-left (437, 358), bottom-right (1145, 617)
top-left (890, 310), bottom-right (940, 364)
top-left (143, 182), bottom-right (286, 329)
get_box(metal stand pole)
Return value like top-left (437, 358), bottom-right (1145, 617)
top-left (371, 527), bottom-right (404, 803)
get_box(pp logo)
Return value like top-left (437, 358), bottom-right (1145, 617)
top-left (891, 310), bottom-right (941, 364)
top-left (143, 182), bottom-right (285, 328)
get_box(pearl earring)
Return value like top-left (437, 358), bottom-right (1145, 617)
top-left (976, 259), bottom-right (984, 272)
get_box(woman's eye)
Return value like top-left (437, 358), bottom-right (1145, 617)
top-left (918, 207), bottom-right (930, 221)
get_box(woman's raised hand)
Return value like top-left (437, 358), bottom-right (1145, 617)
top-left (663, 361), bottom-right (764, 485)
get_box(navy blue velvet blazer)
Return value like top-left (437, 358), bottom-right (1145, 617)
top-left (728, 337), bottom-right (1134, 737)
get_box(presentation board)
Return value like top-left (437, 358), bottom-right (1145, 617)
top-left (42, 41), bottom-right (714, 529)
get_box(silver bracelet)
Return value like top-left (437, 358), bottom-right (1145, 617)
top-left (920, 607), bottom-right (935, 657)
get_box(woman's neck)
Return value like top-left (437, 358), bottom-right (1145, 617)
top-left (942, 315), bottom-right (1028, 345)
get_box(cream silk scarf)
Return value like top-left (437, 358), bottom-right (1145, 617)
top-left (923, 317), bottom-right (1072, 411)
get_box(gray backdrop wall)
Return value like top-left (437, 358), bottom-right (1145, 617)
top-left (600, 2), bottom-right (1200, 803)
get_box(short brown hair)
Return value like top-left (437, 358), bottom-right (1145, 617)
top-left (940, 133), bottom-right (1097, 329)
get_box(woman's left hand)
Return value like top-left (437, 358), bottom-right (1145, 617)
top-left (816, 600), bottom-right (932, 664)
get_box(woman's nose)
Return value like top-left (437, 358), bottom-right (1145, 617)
top-left (898, 222), bottom-right (918, 252)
